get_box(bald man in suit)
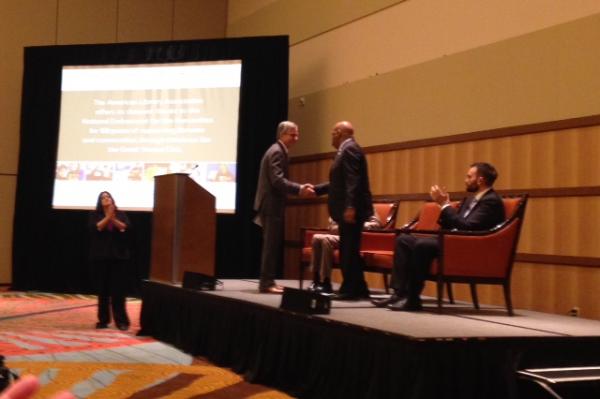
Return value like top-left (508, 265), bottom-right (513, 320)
top-left (315, 121), bottom-right (373, 300)
top-left (254, 121), bottom-right (314, 293)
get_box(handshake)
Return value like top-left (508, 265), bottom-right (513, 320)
top-left (299, 183), bottom-right (317, 198)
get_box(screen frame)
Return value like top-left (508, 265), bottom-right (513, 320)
top-left (13, 36), bottom-right (289, 292)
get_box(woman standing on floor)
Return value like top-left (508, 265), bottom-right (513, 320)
top-left (89, 191), bottom-right (131, 331)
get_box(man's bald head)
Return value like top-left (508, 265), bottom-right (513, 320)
top-left (331, 121), bottom-right (355, 149)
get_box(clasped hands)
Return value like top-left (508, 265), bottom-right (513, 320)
top-left (299, 183), bottom-right (316, 198)
top-left (105, 204), bottom-right (116, 219)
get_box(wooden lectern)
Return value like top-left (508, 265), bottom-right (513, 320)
top-left (150, 173), bottom-right (215, 284)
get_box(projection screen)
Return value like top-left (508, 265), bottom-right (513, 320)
top-left (53, 60), bottom-right (242, 213)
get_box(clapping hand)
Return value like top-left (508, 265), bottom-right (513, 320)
top-left (0, 375), bottom-right (75, 399)
top-left (430, 185), bottom-right (449, 205)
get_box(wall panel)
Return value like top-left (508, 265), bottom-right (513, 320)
top-left (288, 12), bottom-right (600, 156)
top-left (57, 0), bottom-right (118, 44)
top-left (227, 0), bottom-right (403, 44)
top-left (0, 0), bottom-right (58, 174)
top-left (173, 0), bottom-right (227, 40)
top-left (284, 124), bottom-right (600, 319)
top-left (117, 0), bottom-right (174, 42)
top-left (289, 1), bottom-right (600, 98)
top-left (0, 177), bottom-right (16, 284)
top-left (0, 0), bottom-right (58, 281)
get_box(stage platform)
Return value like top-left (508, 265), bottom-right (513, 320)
top-left (139, 279), bottom-right (600, 398)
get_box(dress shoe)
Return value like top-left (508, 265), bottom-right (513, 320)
top-left (320, 281), bottom-right (333, 294)
top-left (116, 323), bottom-right (129, 331)
top-left (333, 290), bottom-right (370, 301)
top-left (371, 293), bottom-right (404, 308)
top-left (259, 285), bottom-right (285, 294)
top-left (388, 298), bottom-right (423, 311)
top-left (95, 322), bottom-right (108, 329)
top-left (307, 281), bottom-right (321, 292)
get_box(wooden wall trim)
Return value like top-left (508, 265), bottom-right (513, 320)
top-left (290, 114), bottom-right (600, 163)
top-left (287, 186), bottom-right (600, 205)
top-left (516, 253), bottom-right (600, 268)
top-left (500, 186), bottom-right (600, 198)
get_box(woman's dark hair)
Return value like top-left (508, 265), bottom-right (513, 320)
top-left (95, 191), bottom-right (117, 213)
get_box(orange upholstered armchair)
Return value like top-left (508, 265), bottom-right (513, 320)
top-left (358, 201), bottom-right (458, 293)
top-left (298, 199), bottom-right (399, 290)
top-left (426, 195), bottom-right (528, 315)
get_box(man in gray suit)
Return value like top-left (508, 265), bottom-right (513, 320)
top-left (254, 121), bottom-right (314, 293)
top-left (315, 121), bottom-right (373, 300)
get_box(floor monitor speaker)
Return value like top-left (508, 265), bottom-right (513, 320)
top-left (182, 271), bottom-right (217, 291)
top-left (280, 287), bottom-right (331, 314)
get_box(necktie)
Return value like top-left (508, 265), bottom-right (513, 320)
top-left (462, 198), bottom-right (478, 218)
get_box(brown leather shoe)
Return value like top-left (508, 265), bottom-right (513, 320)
top-left (259, 285), bottom-right (285, 294)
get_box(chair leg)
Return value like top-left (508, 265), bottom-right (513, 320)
top-left (446, 283), bottom-right (455, 304)
top-left (503, 282), bottom-right (514, 316)
top-left (470, 283), bottom-right (479, 310)
top-left (382, 273), bottom-right (390, 294)
top-left (436, 280), bottom-right (444, 311)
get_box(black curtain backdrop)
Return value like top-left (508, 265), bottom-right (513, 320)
top-left (13, 36), bottom-right (289, 293)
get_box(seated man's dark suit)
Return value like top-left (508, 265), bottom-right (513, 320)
top-left (394, 189), bottom-right (505, 303)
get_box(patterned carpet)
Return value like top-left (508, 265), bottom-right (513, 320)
top-left (0, 292), bottom-right (292, 398)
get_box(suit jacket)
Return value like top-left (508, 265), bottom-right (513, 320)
top-left (439, 188), bottom-right (505, 231)
top-left (253, 141), bottom-right (301, 224)
top-left (315, 138), bottom-right (373, 223)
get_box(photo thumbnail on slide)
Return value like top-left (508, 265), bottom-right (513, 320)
top-left (53, 60), bottom-right (241, 213)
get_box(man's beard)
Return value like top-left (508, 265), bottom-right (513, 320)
top-left (466, 183), bottom-right (478, 193)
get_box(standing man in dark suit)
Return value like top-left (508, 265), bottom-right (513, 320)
top-left (373, 162), bottom-right (505, 310)
top-left (315, 121), bottom-right (373, 300)
top-left (254, 121), bottom-right (314, 294)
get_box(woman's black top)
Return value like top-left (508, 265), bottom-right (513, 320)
top-left (88, 211), bottom-right (131, 261)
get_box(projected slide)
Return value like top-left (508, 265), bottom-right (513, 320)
top-left (52, 60), bottom-right (241, 213)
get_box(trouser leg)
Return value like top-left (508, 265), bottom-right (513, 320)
top-left (392, 234), bottom-right (417, 296)
top-left (109, 260), bottom-right (130, 326)
top-left (94, 260), bottom-right (111, 324)
top-left (408, 237), bottom-right (439, 301)
top-left (316, 234), bottom-right (339, 281)
top-left (259, 213), bottom-right (283, 289)
top-left (311, 235), bottom-right (324, 282)
top-left (338, 221), bottom-right (368, 295)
